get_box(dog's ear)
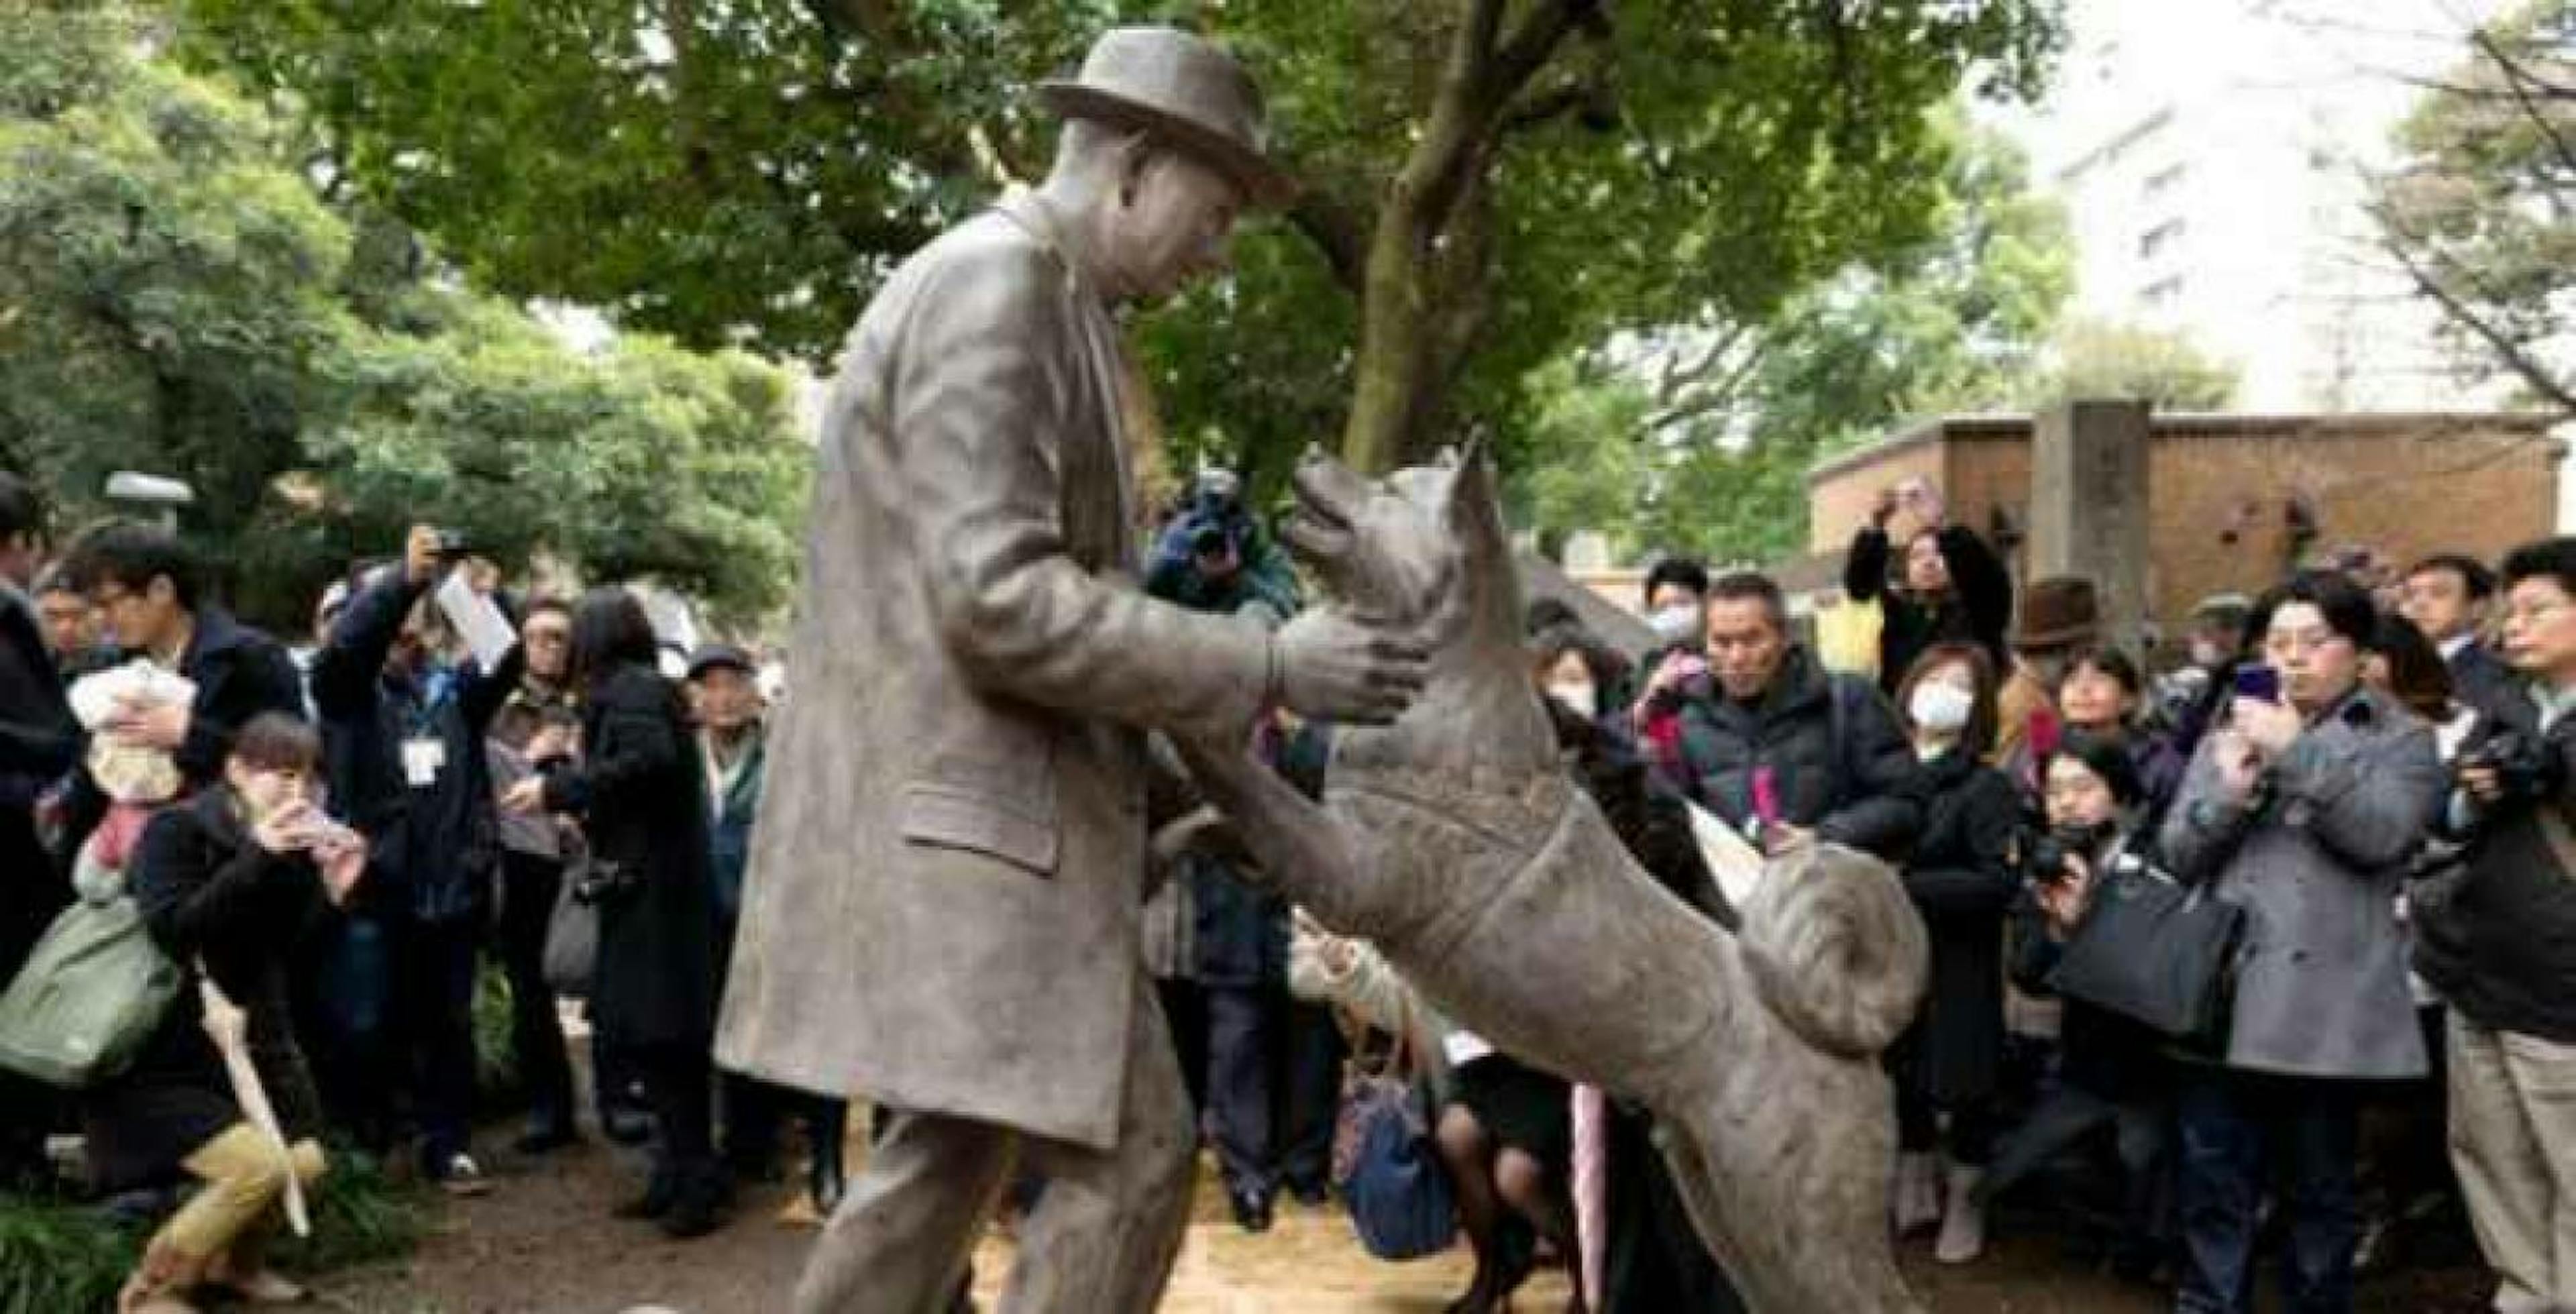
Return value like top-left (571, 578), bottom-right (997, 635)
top-left (1443, 439), bottom-right (1508, 571)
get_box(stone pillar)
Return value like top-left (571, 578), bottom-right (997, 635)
top-left (2027, 399), bottom-right (2153, 648)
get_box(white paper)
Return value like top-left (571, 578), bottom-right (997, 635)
top-left (435, 570), bottom-right (517, 671)
top-left (1688, 800), bottom-right (1768, 911)
top-left (67, 659), bottom-right (196, 730)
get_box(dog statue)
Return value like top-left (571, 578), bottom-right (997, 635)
top-left (1171, 447), bottom-right (1932, 1312)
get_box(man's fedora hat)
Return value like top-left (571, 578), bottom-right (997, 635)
top-left (1036, 27), bottom-right (1297, 207)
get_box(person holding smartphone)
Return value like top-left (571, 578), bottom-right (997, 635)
top-left (2157, 571), bottom-right (2445, 1314)
top-left (87, 714), bottom-right (362, 1313)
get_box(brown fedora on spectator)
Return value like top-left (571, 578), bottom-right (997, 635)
top-left (2015, 577), bottom-right (2101, 652)
top-left (1036, 27), bottom-right (1297, 207)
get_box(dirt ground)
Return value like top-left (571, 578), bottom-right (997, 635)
top-left (309, 1114), bottom-right (2493, 1314)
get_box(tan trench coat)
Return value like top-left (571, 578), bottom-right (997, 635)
top-left (715, 192), bottom-right (1270, 1150)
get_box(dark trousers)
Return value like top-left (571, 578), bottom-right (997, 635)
top-left (1896, 1087), bottom-right (2002, 1166)
top-left (303, 912), bottom-right (396, 1149)
top-left (634, 1040), bottom-right (717, 1185)
top-left (496, 851), bottom-right (575, 1134)
top-left (2176, 1068), bottom-right (2362, 1314)
top-left (1157, 979), bottom-right (1210, 1115)
top-left (1275, 997), bottom-right (1345, 1196)
top-left (1205, 984), bottom-right (1277, 1197)
top-left (722, 1073), bottom-right (849, 1174)
top-left (389, 916), bottom-right (482, 1169)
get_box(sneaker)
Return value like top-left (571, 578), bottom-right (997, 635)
top-left (432, 1154), bottom-right (492, 1197)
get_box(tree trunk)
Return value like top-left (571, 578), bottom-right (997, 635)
top-left (1334, 0), bottom-right (1594, 474)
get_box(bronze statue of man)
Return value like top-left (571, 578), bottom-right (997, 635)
top-left (716, 26), bottom-right (1428, 1313)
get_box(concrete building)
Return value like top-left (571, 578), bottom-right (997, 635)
top-left (2008, 0), bottom-right (2508, 413)
top-left (1799, 406), bottom-right (2561, 656)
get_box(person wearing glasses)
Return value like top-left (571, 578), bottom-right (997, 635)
top-left (2159, 570), bottom-right (2445, 1314)
top-left (2414, 539), bottom-right (2576, 1314)
top-left (484, 596), bottom-right (588, 1154)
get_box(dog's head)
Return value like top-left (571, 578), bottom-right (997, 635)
top-left (1279, 444), bottom-right (1511, 645)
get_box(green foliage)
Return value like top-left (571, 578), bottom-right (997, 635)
top-left (2027, 319), bottom-right (2239, 412)
top-left (0, 1158), bottom-right (423, 1314)
top-left (1515, 114), bottom-right (2076, 565)
top-left (176, 0), bottom-right (2063, 484)
top-left (0, 7), bottom-right (810, 631)
top-left (2377, 0), bottom-right (2576, 413)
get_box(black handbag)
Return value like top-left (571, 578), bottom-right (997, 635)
top-left (2049, 855), bottom-right (2247, 1048)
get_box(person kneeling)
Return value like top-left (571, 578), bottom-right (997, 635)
top-left (87, 714), bottom-right (361, 1313)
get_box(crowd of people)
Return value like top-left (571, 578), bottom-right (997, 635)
top-left (0, 482), bottom-right (842, 1311)
top-left (1313, 478), bottom-right (2576, 1314)
top-left (3, 446), bottom-right (2574, 1314)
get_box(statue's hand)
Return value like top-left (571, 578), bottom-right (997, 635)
top-left (1269, 610), bottom-right (1428, 726)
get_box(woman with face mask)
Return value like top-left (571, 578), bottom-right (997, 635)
top-left (87, 714), bottom-right (364, 1314)
top-left (1884, 643), bottom-right (2021, 1264)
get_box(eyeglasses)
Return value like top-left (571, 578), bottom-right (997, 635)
top-left (524, 628), bottom-right (570, 645)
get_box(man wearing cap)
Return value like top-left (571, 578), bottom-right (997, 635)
top-left (715, 26), bottom-right (1429, 1312)
top-left (686, 643), bottom-right (849, 1220)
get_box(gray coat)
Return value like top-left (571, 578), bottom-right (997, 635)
top-left (2158, 686), bottom-right (2441, 1081)
top-left (714, 191), bottom-right (1271, 1150)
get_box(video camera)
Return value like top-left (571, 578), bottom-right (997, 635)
top-left (2460, 729), bottom-right (2565, 809)
top-left (2017, 823), bottom-right (2105, 887)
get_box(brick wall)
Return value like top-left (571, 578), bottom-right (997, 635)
top-left (1803, 412), bottom-right (2560, 642)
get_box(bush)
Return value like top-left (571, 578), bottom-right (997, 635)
top-left (0, 1155), bottom-right (425, 1314)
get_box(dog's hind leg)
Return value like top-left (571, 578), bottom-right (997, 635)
top-left (1653, 1053), bottom-right (1923, 1314)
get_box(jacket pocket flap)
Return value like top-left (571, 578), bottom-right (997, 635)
top-left (898, 783), bottom-right (1059, 876)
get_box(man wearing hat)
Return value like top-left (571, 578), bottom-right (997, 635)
top-left (1998, 576), bottom-right (2100, 770)
top-left (715, 26), bottom-right (1429, 1312)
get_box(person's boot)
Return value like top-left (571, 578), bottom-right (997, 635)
top-left (658, 1163), bottom-right (733, 1240)
top-left (1935, 1164), bottom-right (1988, 1264)
top-left (118, 1240), bottom-right (207, 1314)
top-left (1893, 1151), bottom-right (1941, 1236)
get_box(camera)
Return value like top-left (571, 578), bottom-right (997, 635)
top-left (429, 528), bottom-right (472, 560)
top-left (2017, 824), bottom-right (2100, 886)
top-left (2460, 730), bottom-right (2564, 807)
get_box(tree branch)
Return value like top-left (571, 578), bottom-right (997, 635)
top-left (1287, 190), bottom-right (1366, 292)
top-left (1501, 80), bottom-right (1593, 134)
top-left (2472, 25), bottom-right (2576, 183)
top-left (2377, 213), bottom-right (2576, 416)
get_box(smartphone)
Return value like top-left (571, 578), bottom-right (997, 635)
top-left (2231, 664), bottom-right (2283, 704)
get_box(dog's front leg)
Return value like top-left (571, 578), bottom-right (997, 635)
top-left (1168, 734), bottom-right (1371, 926)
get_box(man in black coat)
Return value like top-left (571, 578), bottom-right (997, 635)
top-left (1646, 571), bottom-right (1923, 862)
top-left (63, 524), bottom-right (305, 792)
top-left (0, 474), bottom-right (81, 1186)
top-left (2404, 553), bottom-right (2517, 720)
top-left (308, 527), bottom-right (511, 1192)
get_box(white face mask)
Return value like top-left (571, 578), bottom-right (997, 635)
top-left (1910, 681), bottom-right (1975, 735)
top-left (1650, 604), bottom-right (1701, 645)
top-left (1546, 680), bottom-right (1599, 721)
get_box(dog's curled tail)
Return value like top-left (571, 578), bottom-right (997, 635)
top-left (1737, 843), bottom-right (1929, 1058)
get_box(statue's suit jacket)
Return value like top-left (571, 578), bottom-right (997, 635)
top-left (716, 191), bottom-right (1269, 1150)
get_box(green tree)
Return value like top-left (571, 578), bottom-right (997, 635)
top-left (2373, 0), bottom-right (2575, 415)
top-left (1515, 115), bottom-right (2074, 564)
top-left (0, 7), bottom-right (809, 627)
top-left (178, 0), bottom-right (2062, 480)
top-left (2024, 319), bottom-right (2237, 411)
